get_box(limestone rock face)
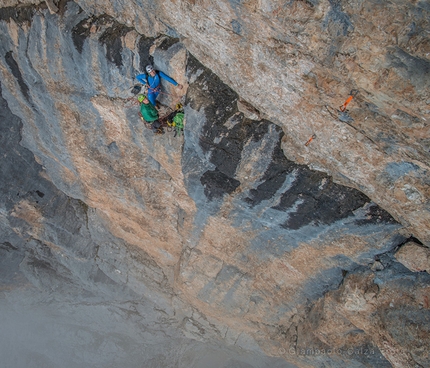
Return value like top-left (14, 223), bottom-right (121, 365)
top-left (0, 2), bottom-right (429, 368)
top-left (70, 0), bottom-right (430, 246)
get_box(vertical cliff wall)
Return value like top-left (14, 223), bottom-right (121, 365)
top-left (0, 1), bottom-right (429, 368)
top-left (73, 0), bottom-right (430, 246)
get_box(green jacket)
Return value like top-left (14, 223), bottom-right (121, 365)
top-left (140, 102), bottom-right (159, 122)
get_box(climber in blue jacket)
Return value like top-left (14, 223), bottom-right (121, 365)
top-left (136, 65), bottom-right (183, 107)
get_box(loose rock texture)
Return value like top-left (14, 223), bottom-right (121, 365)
top-left (0, 2), bottom-right (429, 368)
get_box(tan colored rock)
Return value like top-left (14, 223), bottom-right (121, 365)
top-left (395, 242), bottom-right (430, 273)
top-left (123, 29), bottom-right (139, 50)
top-left (314, 272), bottom-right (430, 368)
top-left (45, 0), bottom-right (58, 14)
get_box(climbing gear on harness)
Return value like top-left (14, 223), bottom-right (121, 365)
top-left (339, 89), bottom-right (359, 112)
top-left (132, 95), bottom-right (185, 136)
top-left (305, 134), bottom-right (316, 146)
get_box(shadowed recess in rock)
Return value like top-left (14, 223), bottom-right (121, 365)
top-left (186, 54), bottom-right (282, 201)
top-left (0, 5), bottom-right (37, 24)
top-left (200, 168), bottom-right (240, 201)
top-left (4, 51), bottom-right (30, 101)
top-left (0, 82), bottom-right (94, 260)
top-left (186, 53), bottom-right (243, 200)
top-left (98, 18), bottom-right (133, 68)
top-left (185, 52), bottom-right (397, 228)
top-left (354, 204), bottom-right (399, 226)
top-left (244, 125), bottom-right (295, 206)
top-left (274, 166), bottom-right (369, 230)
top-left (138, 35), bottom-right (156, 71)
top-left (72, 13), bottom-right (133, 66)
top-left (158, 37), bottom-right (180, 51)
top-left (71, 15), bottom-right (93, 53)
top-left (0, 83), bottom-right (43, 208)
top-left (198, 115), bottom-right (271, 200)
top-left (244, 128), bottom-right (397, 230)
top-left (186, 54), bottom-right (239, 136)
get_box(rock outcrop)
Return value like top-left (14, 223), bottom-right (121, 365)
top-left (0, 1), bottom-right (429, 368)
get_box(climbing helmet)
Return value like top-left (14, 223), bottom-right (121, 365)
top-left (145, 65), bottom-right (154, 73)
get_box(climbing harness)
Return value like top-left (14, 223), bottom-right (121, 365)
top-left (146, 73), bottom-right (183, 103)
top-left (305, 134), bottom-right (316, 147)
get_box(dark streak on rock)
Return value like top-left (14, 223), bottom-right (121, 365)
top-left (245, 128), bottom-right (396, 230)
top-left (0, 242), bottom-right (18, 252)
top-left (158, 37), bottom-right (180, 51)
top-left (72, 14), bottom-right (133, 66)
top-left (386, 46), bottom-right (430, 91)
top-left (71, 16), bottom-right (93, 54)
top-left (57, 0), bottom-right (73, 17)
top-left (99, 20), bottom-right (133, 68)
top-left (200, 168), bottom-right (240, 200)
top-left (275, 165), bottom-right (369, 230)
top-left (187, 54), bottom-right (274, 202)
top-left (138, 36), bottom-right (156, 72)
top-left (0, 5), bottom-right (38, 25)
top-left (324, 0), bottom-right (354, 37)
top-left (186, 54), bottom-right (245, 200)
top-left (4, 51), bottom-right (30, 101)
top-left (245, 126), bottom-right (294, 206)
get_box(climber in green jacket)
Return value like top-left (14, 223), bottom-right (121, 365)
top-left (138, 94), bottom-right (162, 133)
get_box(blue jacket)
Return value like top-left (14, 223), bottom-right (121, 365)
top-left (136, 71), bottom-right (178, 93)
